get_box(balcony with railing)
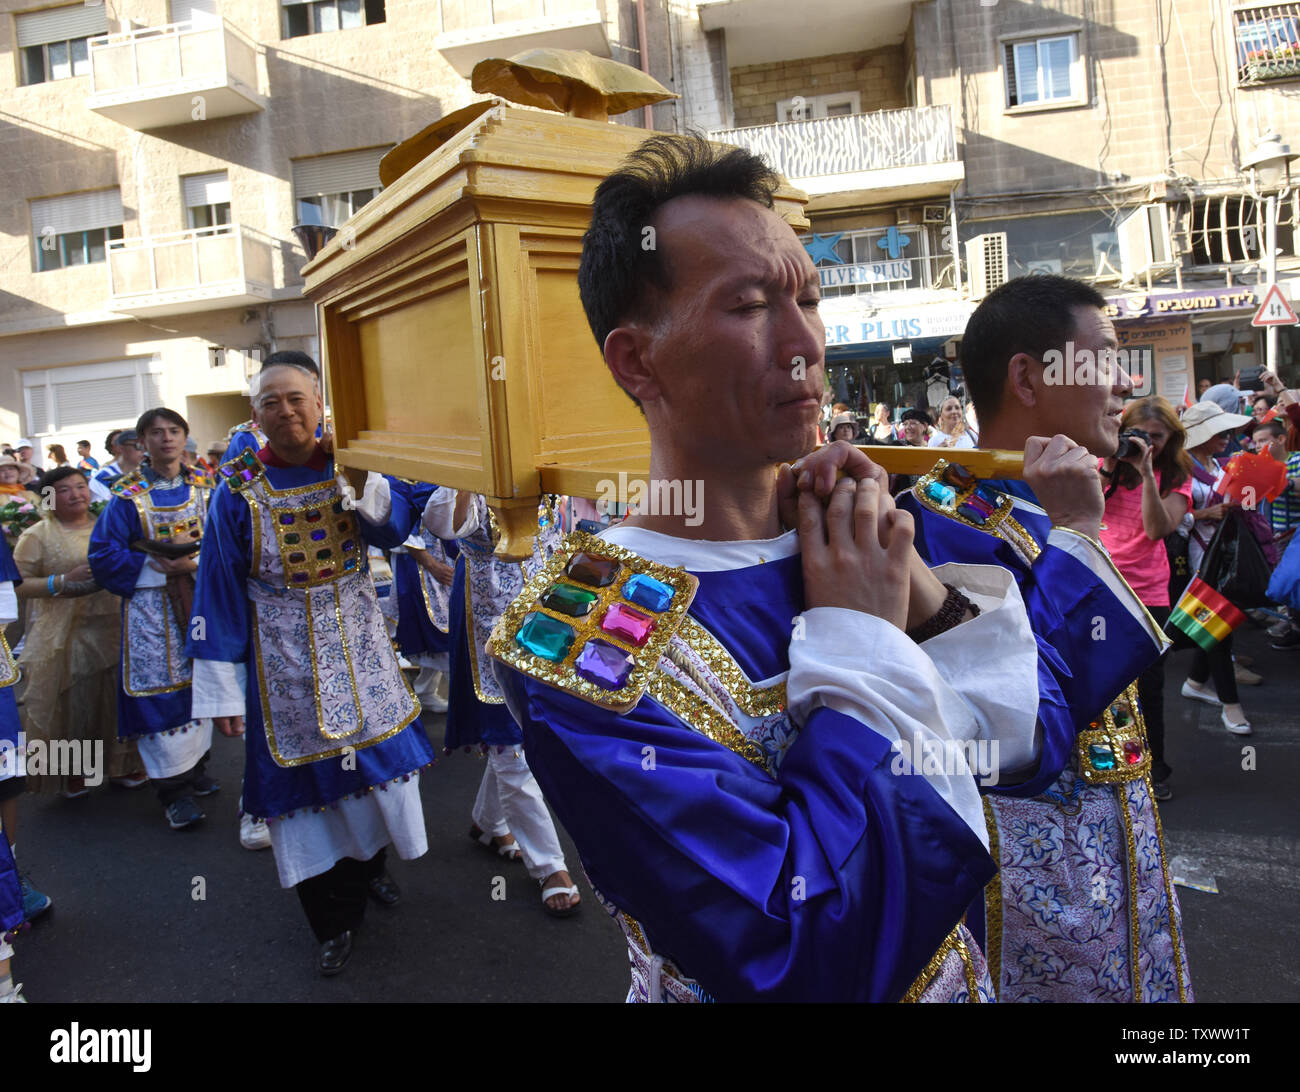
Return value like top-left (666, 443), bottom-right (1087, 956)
top-left (107, 224), bottom-right (274, 318)
top-left (699, 0), bottom-right (913, 66)
top-left (434, 2), bottom-right (610, 79)
top-left (709, 104), bottom-right (964, 210)
top-left (87, 18), bottom-right (265, 130)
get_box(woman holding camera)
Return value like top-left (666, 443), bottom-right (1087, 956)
top-left (1098, 396), bottom-right (1194, 801)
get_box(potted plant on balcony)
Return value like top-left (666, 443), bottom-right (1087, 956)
top-left (1244, 44), bottom-right (1300, 83)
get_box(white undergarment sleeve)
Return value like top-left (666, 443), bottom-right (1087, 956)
top-left (0, 582), bottom-right (17, 626)
top-left (133, 558), bottom-right (167, 589)
top-left (788, 563), bottom-right (1039, 849)
top-left (268, 775), bottom-right (428, 888)
top-left (191, 659), bottom-right (247, 720)
top-left (422, 489), bottom-right (478, 541)
top-left (354, 472), bottom-right (392, 526)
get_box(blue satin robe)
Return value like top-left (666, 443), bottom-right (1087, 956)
top-left (185, 462), bottom-right (436, 820)
top-left (501, 552), bottom-right (995, 1003)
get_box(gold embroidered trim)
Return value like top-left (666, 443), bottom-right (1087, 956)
top-left (253, 599), bottom-right (419, 767)
top-left (981, 796), bottom-right (1003, 996)
top-left (954, 929), bottom-right (983, 1002)
top-left (1144, 771), bottom-right (1190, 1003)
top-left (465, 571), bottom-right (507, 705)
top-left (121, 595), bottom-right (190, 697)
top-left (677, 616), bottom-right (786, 717)
top-left (1118, 783), bottom-right (1144, 1002)
top-left (487, 530), bottom-right (699, 714)
top-left (647, 670), bottom-right (771, 775)
top-left (0, 632), bottom-right (16, 689)
top-left (912, 460), bottom-right (1042, 563)
top-left (418, 561), bottom-right (450, 634)
top-left (902, 925), bottom-right (964, 1002)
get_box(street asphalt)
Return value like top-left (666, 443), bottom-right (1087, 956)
top-left (8, 623), bottom-right (1298, 1003)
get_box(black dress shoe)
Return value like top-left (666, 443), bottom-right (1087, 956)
top-left (318, 931), bottom-right (353, 977)
top-left (368, 870), bottom-right (401, 907)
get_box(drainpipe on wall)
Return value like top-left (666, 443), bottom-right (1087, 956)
top-left (636, 0), bottom-right (653, 130)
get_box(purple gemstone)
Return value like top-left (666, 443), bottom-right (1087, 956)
top-left (310, 529), bottom-right (326, 541)
top-left (341, 539), bottom-right (354, 551)
top-left (292, 573), bottom-right (308, 583)
top-left (574, 639), bottom-right (634, 690)
top-left (239, 469), bottom-right (255, 482)
top-left (279, 513), bottom-right (295, 525)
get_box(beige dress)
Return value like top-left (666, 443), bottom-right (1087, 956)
top-left (13, 516), bottom-right (134, 793)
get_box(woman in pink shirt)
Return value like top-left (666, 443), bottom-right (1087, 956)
top-left (1098, 396), bottom-right (1193, 801)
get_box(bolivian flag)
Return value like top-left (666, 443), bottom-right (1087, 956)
top-left (1168, 578), bottom-right (1247, 651)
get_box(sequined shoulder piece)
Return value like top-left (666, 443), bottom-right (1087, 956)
top-left (227, 419), bottom-right (257, 438)
top-left (912, 458), bottom-right (1040, 562)
top-left (185, 465), bottom-right (213, 490)
top-left (109, 470), bottom-right (151, 498)
top-left (487, 530), bottom-right (699, 714)
top-left (215, 449), bottom-right (267, 493)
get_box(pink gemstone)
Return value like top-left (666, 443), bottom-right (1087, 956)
top-left (601, 602), bottom-right (656, 646)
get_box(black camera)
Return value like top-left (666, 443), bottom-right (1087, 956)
top-left (1114, 428), bottom-right (1151, 461)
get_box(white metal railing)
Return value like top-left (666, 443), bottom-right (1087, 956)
top-left (1234, 3), bottom-right (1300, 83)
top-left (88, 17), bottom-right (257, 96)
top-left (107, 223), bottom-right (272, 302)
top-left (709, 105), bottom-right (958, 181)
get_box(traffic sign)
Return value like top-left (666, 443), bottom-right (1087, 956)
top-left (1251, 283), bottom-right (1299, 327)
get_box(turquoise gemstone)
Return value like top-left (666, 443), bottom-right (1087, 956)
top-left (925, 482), bottom-right (957, 507)
top-left (622, 573), bottom-right (675, 613)
top-left (515, 612), bottom-right (576, 661)
top-left (1089, 743), bottom-right (1116, 771)
top-left (540, 582), bottom-right (599, 618)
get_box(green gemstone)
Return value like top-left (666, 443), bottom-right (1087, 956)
top-left (540, 582), bottom-right (599, 617)
top-left (516, 612), bottom-right (576, 662)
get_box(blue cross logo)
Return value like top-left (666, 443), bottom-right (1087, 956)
top-left (803, 232), bottom-right (845, 265)
top-left (876, 226), bottom-right (911, 260)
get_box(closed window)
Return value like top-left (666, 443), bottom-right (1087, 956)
top-left (16, 4), bottom-right (107, 86)
top-left (283, 0), bottom-right (385, 39)
top-left (30, 190), bottom-right (125, 272)
top-left (777, 92), bottom-right (862, 123)
top-left (23, 360), bottom-right (163, 438)
top-left (182, 171), bottom-right (232, 230)
top-left (1003, 33), bottom-right (1083, 109)
top-left (292, 147), bottom-right (390, 228)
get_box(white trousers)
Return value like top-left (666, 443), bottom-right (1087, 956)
top-left (471, 748), bottom-right (566, 882)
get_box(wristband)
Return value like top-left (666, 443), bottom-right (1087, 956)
top-left (906, 583), bottom-right (978, 644)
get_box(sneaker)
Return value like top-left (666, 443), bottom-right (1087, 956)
top-left (60, 776), bottom-right (88, 800)
top-left (1233, 663), bottom-right (1263, 686)
top-left (239, 813), bottom-right (271, 851)
top-left (1270, 628), bottom-right (1300, 651)
top-left (190, 773), bottom-right (221, 797)
top-left (110, 770), bottom-right (148, 789)
top-left (165, 796), bottom-right (205, 830)
top-left (1268, 619), bottom-right (1293, 638)
top-left (0, 981), bottom-right (26, 1003)
top-left (1235, 653), bottom-right (1254, 668)
top-left (1221, 710), bottom-right (1252, 735)
top-left (19, 874), bottom-right (52, 921)
top-left (1152, 781), bottom-right (1173, 802)
top-left (1180, 679), bottom-right (1221, 706)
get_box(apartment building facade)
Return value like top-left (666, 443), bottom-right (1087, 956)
top-left (683, 0), bottom-right (1300, 416)
top-left (0, 0), bottom-right (669, 459)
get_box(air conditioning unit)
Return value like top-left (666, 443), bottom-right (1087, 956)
top-left (1117, 203), bottom-right (1175, 281)
top-left (923, 205), bottom-right (948, 224)
top-left (965, 232), bottom-right (1008, 298)
top-left (896, 208), bottom-right (913, 225)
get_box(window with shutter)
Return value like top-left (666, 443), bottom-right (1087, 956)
top-left (16, 4), bottom-right (107, 86)
top-left (291, 147), bottom-right (390, 228)
top-left (1002, 32), bottom-right (1083, 110)
top-left (30, 190), bottom-right (125, 272)
top-left (282, 0), bottom-right (384, 40)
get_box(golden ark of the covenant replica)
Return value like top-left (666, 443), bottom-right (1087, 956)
top-left (301, 48), bottom-right (1023, 558)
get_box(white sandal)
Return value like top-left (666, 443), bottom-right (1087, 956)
top-left (469, 824), bottom-right (522, 861)
top-left (540, 880), bottom-right (581, 918)
top-left (1220, 710), bottom-right (1252, 736)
